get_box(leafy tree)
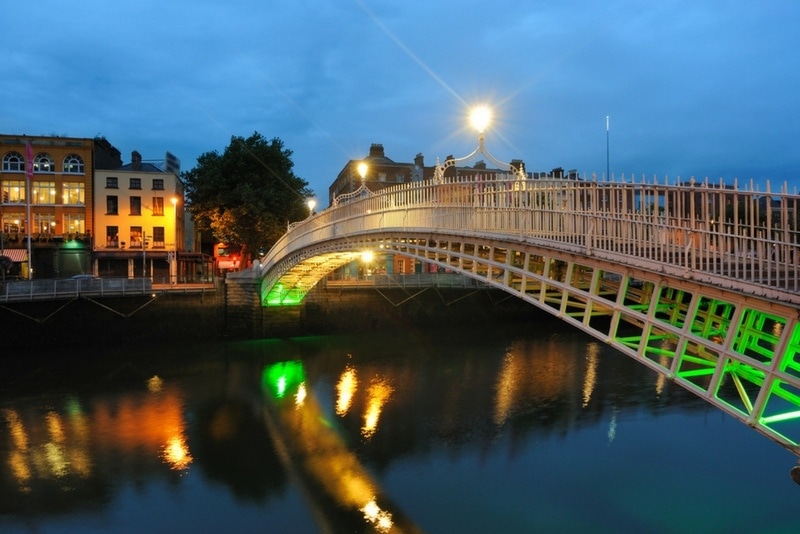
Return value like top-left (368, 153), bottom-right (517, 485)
top-left (183, 132), bottom-right (312, 261)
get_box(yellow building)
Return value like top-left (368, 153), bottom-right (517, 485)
top-left (0, 134), bottom-right (121, 278)
top-left (93, 151), bottom-right (185, 282)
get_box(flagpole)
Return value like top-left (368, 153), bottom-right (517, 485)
top-left (606, 115), bottom-right (610, 180)
top-left (25, 140), bottom-right (33, 280)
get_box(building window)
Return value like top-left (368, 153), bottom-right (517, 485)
top-left (2, 152), bottom-right (24, 172)
top-left (130, 196), bottom-right (141, 215)
top-left (106, 177), bottom-right (118, 188)
top-left (63, 182), bottom-right (85, 205)
top-left (107, 195), bottom-right (118, 215)
top-left (63, 154), bottom-right (84, 174)
top-left (2, 213), bottom-right (23, 234)
top-left (152, 178), bottom-right (164, 190)
top-left (1, 180), bottom-right (26, 203)
top-left (64, 213), bottom-right (85, 235)
top-left (378, 172), bottom-right (387, 182)
top-left (152, 196), bottom-right (164, 216)
top-left (130, 177), bottom-right (141, 189)
top-left (34, 154), bottom-right (55, 173)
top-left (106, 226), bottom-right (119, 248)
top-left (395, 173), bottom-right (404, 182)
top-left (152, 226), bottom-right (165, 248)
top-left (33, 182), bottom-right (56, 204)
top-left (35, 213), bottom-right (55, 234)
top-left (130, 226), bottom-right (143, 248)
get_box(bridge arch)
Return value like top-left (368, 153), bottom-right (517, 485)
top-left (238, 175), bottom-right (800, 454)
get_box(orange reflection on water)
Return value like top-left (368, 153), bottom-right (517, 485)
top-left (361, 498), bottom-right (394, 533)
top-left (582, 343), bottom-right (600, 408)
top-left (494, 338), bottom-right (581, 426)
top-left (362, 377), bottom-right (393, 439)
top-left (336, 366), bottom-right (358, 416)
top-left (162, 433), bottom-right (192, 471)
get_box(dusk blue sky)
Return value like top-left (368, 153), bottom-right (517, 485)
top-left (3, 1), bottom-right (799, 202)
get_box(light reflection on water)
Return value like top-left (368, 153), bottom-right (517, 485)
top-left (0, 318), bottom-right (798, 533)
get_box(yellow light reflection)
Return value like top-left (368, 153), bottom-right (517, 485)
top-left (147, 375), bottom-right (163, 393)
top-left (582, 343), bottom-right (599, 408)
top-left (5, 409), bottom-right (29, 450)
top-left (295, 383), bottom-right (307, 407)
top-left (336, 366), bottom-right (358, 416)
top-left (46, 411), bottom-right (65, 443)
top-left (162, 434), bottom-right (192, 471)
top-left (655, 354), bottom-right (671, 396)
top-left (361, 498), bottom-right (394, 533)
top-left (44, 442), bottom-right (68, 477)
top-left (362, 378), bottom-right (394, 439)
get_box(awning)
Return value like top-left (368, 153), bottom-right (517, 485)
top-left (0, 249), bottom-right (27, 262)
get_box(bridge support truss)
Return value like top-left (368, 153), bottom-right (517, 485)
top-left (311, 232), bottom-right (800, 453)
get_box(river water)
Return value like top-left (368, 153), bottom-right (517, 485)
top-left (1, 312), bottom-right (797, 533)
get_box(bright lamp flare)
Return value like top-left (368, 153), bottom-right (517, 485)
top-left (357, 162), bottom-right (368, 180)
top-left (361, 250), bottom-right (374, 263)
top-left (470, 106), bottom-right (492, 133)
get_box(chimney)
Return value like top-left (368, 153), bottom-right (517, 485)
top-left (131, 150), bottom-right (142, 171)
top-left (368, 143), bottom-right (385, 158)
top-left (414, 153), bottom-right (424, 168)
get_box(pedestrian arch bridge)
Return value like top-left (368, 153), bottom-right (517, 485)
top-left (238, 174), bottom-right (800, 454)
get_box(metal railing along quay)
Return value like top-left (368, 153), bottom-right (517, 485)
top-left (0, 277), bottom-right (218, 303)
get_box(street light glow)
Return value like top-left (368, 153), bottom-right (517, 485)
top-left (307, 199), bottom-right (316, 213)
top-left (357, 162), bottom-right (368, 180)
top-left (470, 106), bottom-right (491, 134)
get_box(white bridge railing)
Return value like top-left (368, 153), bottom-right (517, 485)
top-left (263, 175), bottom-right (800, 298)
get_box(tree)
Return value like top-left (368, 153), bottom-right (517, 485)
top-left (183, 132), bottom-right (312, 261)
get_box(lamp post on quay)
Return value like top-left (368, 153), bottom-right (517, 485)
top-left (171, 196), bottom-right (178, 284)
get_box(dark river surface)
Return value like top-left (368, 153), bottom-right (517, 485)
top-left (1, 312), bottom-right (797, 533)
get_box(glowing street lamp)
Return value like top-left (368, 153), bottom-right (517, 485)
top-left (470, 106), bottom-right (492, 134)
top-left (433, 105), bottom-right (526, 182)
top-left (307, 199), bottom-right (317, 217)
top-left (357, 162), bottom-right (368, 184)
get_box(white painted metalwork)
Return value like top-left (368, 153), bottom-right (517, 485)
top-left (248, 174), bottom-right (800, 454)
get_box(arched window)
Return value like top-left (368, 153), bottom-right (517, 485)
top-left (34, 153), bottom-right (54, 173)
top-left (63, 154), bottom-right (84, 174)
top-left (2, 152), bottom-right (25, 172)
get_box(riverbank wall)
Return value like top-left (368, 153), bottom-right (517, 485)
top-left (2, 281), bottom-right (542, 349)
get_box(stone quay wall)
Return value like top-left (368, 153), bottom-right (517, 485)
top-left (2, 280), bottom-right (541, 349)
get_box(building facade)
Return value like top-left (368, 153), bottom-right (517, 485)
top-left (0, 134), bottom-right (121, 278)
top-left (94, 151), bottom-right (185, 282)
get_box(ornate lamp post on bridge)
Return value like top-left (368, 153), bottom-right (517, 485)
top-left (433, 106), bottom-right (527, 182)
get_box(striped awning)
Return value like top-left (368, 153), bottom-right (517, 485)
top-left (0, 249), bottom-right (27, 262)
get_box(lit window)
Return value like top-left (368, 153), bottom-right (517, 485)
top-left (65, 213), bottom-right (85, 234)
top-left (33, 182), bottom-right (56, 204)
top-left (1, 180), bottom-right (26, 203)
top-left (130, 226), bottom-right (143, 247)
top-left (63, 182), bottom-right (85, 205)
top-left (152, 197), bottom-right (164, 216)
top-left (34, 213), bottom-right (55, 233)
top-left (63, 154), bottom-right (84, 174)
top-left (34, 153), bottom-right (54, 172)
